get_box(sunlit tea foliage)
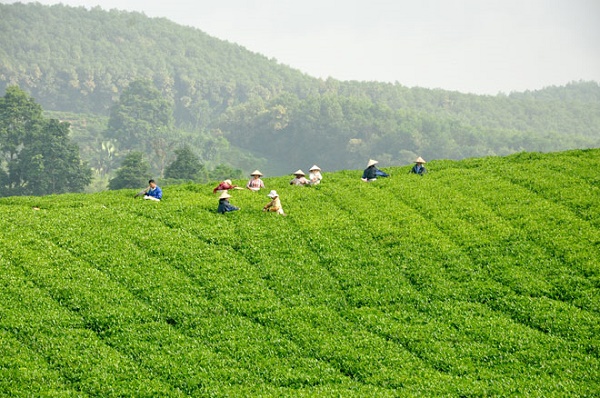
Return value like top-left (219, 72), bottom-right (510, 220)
top-left (1, 149), bottom-right (598, 396)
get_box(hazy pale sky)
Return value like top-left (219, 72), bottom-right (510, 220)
top-left (3, 0), bottom-right (599, 94)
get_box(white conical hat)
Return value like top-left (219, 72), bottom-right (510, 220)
top-left (415, 156), bottom-right (426, 163)
top-left (218, 192), bottom-right (232, 199)
top-left (267, 190), bottom-right (279, 198)
top-left (309, 165), bottom-right (321, 171)
top-left (367, 159), bottom-right (379, 167)
top-left (293, 169), bottom-right (305, 176)
top-left (223, 179), bottom-right (232, 185)
top-left (250, 170), bottom-right (263, 176)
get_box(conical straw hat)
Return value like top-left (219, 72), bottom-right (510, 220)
top-left (219, 192), bottom-right (232, 199)
top-left (293, 169), bottom-right (305, 176)
top-left (223, 179), bottom-right (232, 185)
top-left (250, 170), bottom-right (263, 176)
top-left (267, 190), bottom-right (279, 198)
top-left (309, 165), bottom-right (321, 171)
top-left (367, 159), bottom-right (379, 167)
top-left (415, 156), bottom-right (426, 163)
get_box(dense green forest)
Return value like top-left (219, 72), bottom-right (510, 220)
top-left (1, 2), bottom-right (599, 180)
top-left (0, 86), bottom-right (91, 197)
top-left (1, 149), bottom-right (599, 395)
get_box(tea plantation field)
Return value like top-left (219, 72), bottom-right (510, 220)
top-left (1, 149), bottom-right (599, 396)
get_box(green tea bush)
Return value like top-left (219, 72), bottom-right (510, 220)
top-left (0, 149), bottom-right (598, 396)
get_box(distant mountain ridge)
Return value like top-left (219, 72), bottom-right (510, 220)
top-left (1, 2), bottom-right (599, 175)
top-left (0, 2), bottom-right (315, 116)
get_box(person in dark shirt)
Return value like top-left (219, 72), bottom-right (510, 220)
top-left (410, 157), bottom-right (427, 176)
top-left (362, 159), bottom-right (388, 182)
top-left (217, 192), bottom-right (240, 214)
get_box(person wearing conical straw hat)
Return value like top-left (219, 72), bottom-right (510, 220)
top-left (246, 170), bottom-right (265, 191)
top-left (213, 179), bottom-right (241, 194)
top-left (308, 165), bottom-right (322, 185)
top-left (290, 169), bottom-right (309, 186)
top-left (410, 156), bottom-right (427, 176)
top-left (217, 191), bottom-right (240, 214)
top-left (361, 159), bottom-right (389, 182)
top-left (263, 190), bottom-right (286, 215)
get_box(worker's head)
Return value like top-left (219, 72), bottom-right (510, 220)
top-left (149, 179), bottom-right (156, 188)
top-left (250, 170), bottom-right (263, 179)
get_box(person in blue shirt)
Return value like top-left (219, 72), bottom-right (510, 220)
top-left (410, 157), bottom-right (427, 176)
top-left (217, 191), bottom-right (240, 214)
top-left (143, 179), bottom-right (163, 201)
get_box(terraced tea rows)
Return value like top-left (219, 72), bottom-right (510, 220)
top-left (1, 149), bottom-right (599, 396)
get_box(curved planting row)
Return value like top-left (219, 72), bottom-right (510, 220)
top-left (0, 148), bottom-right (598, 396)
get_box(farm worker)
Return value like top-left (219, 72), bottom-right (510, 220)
top-left (410, 157), bottom-right (427, 176)
top-left (246, 170), bottom-right (265, 191)
top-left (309, 165), bottom-right (322, 185)
top-left (362, 159), bottom-right (389, 182)
top-left (213, 179), bottom-right (240, 194)
top-left (263, 190), bottom-right (285, 215)
top-left (290, 169), bottom-right (310, 186)
top-left (143, 179), bottom-right (162, 201)
top-left (217, 191), bottom-right (240, 214)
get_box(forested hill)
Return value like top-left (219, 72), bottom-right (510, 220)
top-left (1, 149), bottom-right (599, 396)
top-left (0, 2), bottom-right (316, 115)
top-left (1, 2), bottom-right (600, 176)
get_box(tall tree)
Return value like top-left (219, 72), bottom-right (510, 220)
top-left (105, 80), bottom-right (174, 174)
top-left (209, 164), bottom-right (244, 181)
top-left (0, 86), bottom-right (91, 196)
top-left (9, 119), bottom-right (92, 195)
top-left (164, 145), bottom-right (207, 181)
top-left (0, 86), bottom-right (43, 162)
top-left (108, 151), bottom-right (151, 190)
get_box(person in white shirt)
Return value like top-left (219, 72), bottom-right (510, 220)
top-left (308, 165), bottom-right (322, 185)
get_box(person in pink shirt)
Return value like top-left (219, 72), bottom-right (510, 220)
top-left (246, 170), bottom-right (265, 191)
top-left (290, 169), bottom-right (309, 186)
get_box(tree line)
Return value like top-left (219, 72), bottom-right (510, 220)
top-left (1, 2), bottom-right (599, 182)
top-left (0, 86), bottom-right (235, 197)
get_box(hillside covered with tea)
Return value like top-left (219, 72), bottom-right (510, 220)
top-left (1, 149), bottom-right (598, 396)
